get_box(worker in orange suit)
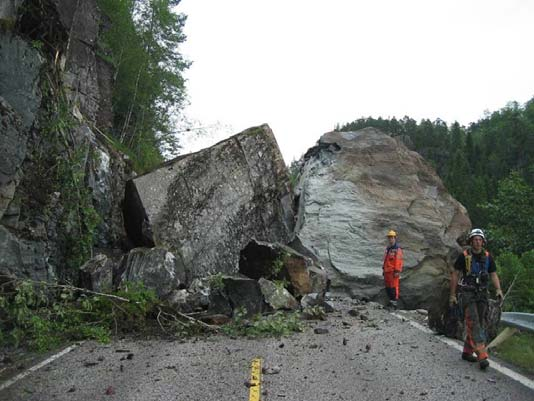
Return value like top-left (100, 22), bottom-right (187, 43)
top-left (382, 230), bottom-right (403, 308)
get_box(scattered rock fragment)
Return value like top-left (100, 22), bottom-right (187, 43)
top-left (262, 365), bottom-right (281, 375)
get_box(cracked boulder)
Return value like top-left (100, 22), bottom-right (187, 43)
top-left (118, 247), bottom-right (186, 299)
top-left (123, 125), bottom-right (294, 282)
top-left (294, 128), bottom-right (471, 310)
top-left (258, 278), bottom-right (298, 310)
top-left (79, 253), bottom-right (116, 292)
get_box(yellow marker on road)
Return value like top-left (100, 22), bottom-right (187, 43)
top-left (249, 357), bottom-right (262, 401)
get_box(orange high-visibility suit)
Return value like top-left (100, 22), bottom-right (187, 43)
top-left (382, 243), bottom-right (403, 301)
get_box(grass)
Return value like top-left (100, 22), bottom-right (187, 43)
top-left (493, 329), bottom-right (534, 374)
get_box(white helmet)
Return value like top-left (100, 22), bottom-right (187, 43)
top-left (468, 228), bottom-right (486, 243)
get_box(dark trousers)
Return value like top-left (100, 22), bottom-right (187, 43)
top-left (460, 290), bottom-right (489, 360)
top-left (384, 272), bottom-right (399, 301)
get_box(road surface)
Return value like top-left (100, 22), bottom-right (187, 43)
top-left (1, 299), bottom-right (533, 401)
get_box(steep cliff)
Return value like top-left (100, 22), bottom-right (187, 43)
top-left (0, 0), bottom-right (130, 282)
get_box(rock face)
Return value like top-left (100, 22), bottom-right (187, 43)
top-left (124, 125), bottom-right (294, 282)
top-left (0, 0), bottom-right (23, 21)
top-left (294, 128), bottom-right (471, 309)
top-left (0, 1), bottom-right (129, 282)
top-left (0, 35), bottom-right (43, 129)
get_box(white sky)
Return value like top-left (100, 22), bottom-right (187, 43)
top-left (177, 0), bottom-right (534, 163)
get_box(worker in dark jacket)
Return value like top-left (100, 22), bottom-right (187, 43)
top-left (449, 228), bottom-right (503, 370)
top-left (382, 230), bottom-right (403, 308)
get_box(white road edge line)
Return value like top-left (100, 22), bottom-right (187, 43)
top-left (0, 344), bottom-right (78, 392)
top-left (391, 312), bottom-right (534, 391)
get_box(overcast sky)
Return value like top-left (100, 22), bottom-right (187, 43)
top-left (177, 0), bottom-right (534, 163)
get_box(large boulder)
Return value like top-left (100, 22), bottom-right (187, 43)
top-left (118, 247), bottom-right (186, 299)
top-left (124, 125), bottom-right (294, 282)
top-left (294, 128), bottom-right (471, 309)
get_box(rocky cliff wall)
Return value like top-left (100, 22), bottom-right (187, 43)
top-left (0, 0), bottom-right (130, 282)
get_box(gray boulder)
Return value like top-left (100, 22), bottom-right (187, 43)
top-left (207, 276), bottom-right (267, 317)
top-left (258, 278), bottom-right (298, 310)
top-left (168, 278), bottom-right (210, 312)
top-left (294, 128), bottom-right (471, 310)
top-left (79, 253), bottom-right (114, 292)
top-left (223, 276), bottom-right (267, 317)
top-left (119, 247), bottom-right (186, 299)
top-left (123, 125), bottom-right (294, 282)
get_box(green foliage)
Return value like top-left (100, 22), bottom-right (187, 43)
top-left (301, 305), bottom-right (326, 320)
top-left (0, 280), bottom-right (158, 352)
top-left (496, 250), bottom-right (534, 313)
top-left (493, 330), bottom-right (534, 374)
top-left (97, 0), bottom-right (190, 172)
top-left (288, 159), bottom-right (301, 190)
top-left (38, 80), bottom-right (101, 274)
top-left (55, 149), bottom-right (101, 271)
top-left (481, 172), bottom-right (534, 255)
top-left (271, 252), bottom-right (291, 278)
top-left (208, 273), bottom-right (225, 290)
top-left (222, 308), bottom-right (303, 338)
top-left (271, 257), bottom-right (285, 276)
top-left (30, 39), bottom-right (43, 50)
top-left (273, 279), bottom-right (290, 291)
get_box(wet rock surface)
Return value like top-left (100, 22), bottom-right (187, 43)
top-left (1, 299), bottom-right (532, 401)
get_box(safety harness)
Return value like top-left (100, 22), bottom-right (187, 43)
top-left (460, 249), bottom-right (490, 289)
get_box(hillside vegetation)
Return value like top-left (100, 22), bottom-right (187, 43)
top-left (98, 0), bottom-right (190, 173)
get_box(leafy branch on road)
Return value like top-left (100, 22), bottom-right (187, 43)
top-left (222, 308), bottom-right (304, 338)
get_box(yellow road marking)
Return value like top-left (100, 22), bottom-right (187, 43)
top-left (249, 357), bottom-right (262, 401)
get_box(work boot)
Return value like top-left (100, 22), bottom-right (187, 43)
top-left (461, 353), bottom-right (477, 363)
top-left (479, 358), bottom-right (490, 370)
top-left (388, 300), bottom-right (397, 309)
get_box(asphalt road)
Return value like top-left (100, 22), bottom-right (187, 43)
top-left (1, 299), bottom-right (533, 401)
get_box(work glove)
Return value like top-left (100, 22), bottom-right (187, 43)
top-left (496, 288), bottom-right (504, 304)
top-left (449, 294), bottom-right (458, 306)
top-left (393, 271), bottom-right (400, 278)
